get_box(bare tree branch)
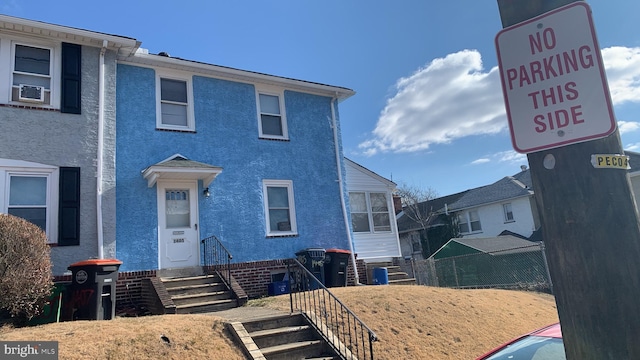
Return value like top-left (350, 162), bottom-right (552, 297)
top-left (396, 183), bottom-right (439, 256)
top-left (396, 183), bottom-right (438, 228)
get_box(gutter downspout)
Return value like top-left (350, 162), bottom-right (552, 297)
top-left (331, 96), bottom-right (360, 285)
top-left (96, 39), bottom-right (108, 259)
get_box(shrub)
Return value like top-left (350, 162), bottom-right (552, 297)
top-left (0, 214), bottom-right (53, 320)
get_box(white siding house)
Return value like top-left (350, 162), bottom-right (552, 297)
top-left (345, 158), bottom-right (401, 261)
top-left (453, 196), bottom-right (537, 239)
top-left (396, 168), bottom-right (541, 260)
top-left (450, 169), bottom-right (539, 239)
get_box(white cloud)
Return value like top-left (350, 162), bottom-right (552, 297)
top-left (471, 158), bottom-right (490, 165)
top-left (360, 47), bottom-right (640, 155)
top-left (618, 120), bottom-right (640, 135)
top-left (358, 50), bottom-right (505, 154)
top-left (495, 150), bottom-right (527, 164)
top-left (625, 143), bottom-right (640, 152)
top-left (471, 150), bottom-right (526, 166)
top-left (602, 47), bottom-right (640, 105)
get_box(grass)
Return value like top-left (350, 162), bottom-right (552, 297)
top-left (0, 285), bottom-right (558, 360)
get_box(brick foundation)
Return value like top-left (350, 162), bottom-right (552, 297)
top-left (228, 259), bottom-right (290, 299)
top-left (51, 255), bottom-right (367, 315)
top-left (230, 255), bottom-right (365, 299)
top-left (54, 270), bottom-right (157, 316)
top-left (115, 270), bottom-right (157, 312)
top-left (351, 257), bottom-right (368, 285)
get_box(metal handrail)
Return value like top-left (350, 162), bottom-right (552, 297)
top-left (201, 235), bottom-right (232, 287)
top-left (286, 258), bottom-right (377, 360)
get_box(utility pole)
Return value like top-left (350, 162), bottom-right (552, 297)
top-left (496, 1), bottom-right (640, 359)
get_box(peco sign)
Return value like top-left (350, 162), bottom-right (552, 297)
top-left (495, 2), bottom-right (615, 153)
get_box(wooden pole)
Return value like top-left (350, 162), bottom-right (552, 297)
top-left (497, 1), bottom-right (640, 359)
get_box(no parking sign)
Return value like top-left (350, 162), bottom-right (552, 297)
top-left (495, 2), bottom-right (615, 153)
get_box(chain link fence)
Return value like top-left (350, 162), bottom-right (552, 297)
top-left (412, 242), bottom-right (552, 293)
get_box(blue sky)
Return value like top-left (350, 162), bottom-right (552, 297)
top-left (3, 0), bottom-right (640, 196)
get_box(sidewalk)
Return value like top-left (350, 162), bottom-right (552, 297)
top-left (210, 306), bottom-right (292, 322)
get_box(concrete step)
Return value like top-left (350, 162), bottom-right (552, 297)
top-left (171, 291), bottom-right (233, 306)
top-left (156, 272), bottom-right (242, 314)
top-left (260, 340), bottom-right (326, 360)
top-left (243, 313), bottom-right (308, 333)
top-left (390, 278), bottom-right (417, 285)
top-left (388, 271), bottom-right (410, 281)
top-left (175, 298), bottom-right (236, 314)
top-left (166, 282), bottom-right (228, 296)
top-left (250, 324), bottom-right (316, 348)
top-left (376, 265), bottom-right (400, 273)
top-left (161, 275), bottom-right (222, 288)
top-left (228, 313), bottom-right (342, 360)
top-left (366, 262), bottom-right (393, 269)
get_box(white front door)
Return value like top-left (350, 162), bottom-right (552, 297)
top-left (157, 181), bottom-right (199, 269)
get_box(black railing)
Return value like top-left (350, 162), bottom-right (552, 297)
top-left (201, 235), bottom-right (232, 287)
top-left (286, 258), bottom-right (377, 360)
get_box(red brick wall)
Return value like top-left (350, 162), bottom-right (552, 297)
top-left (52, 256), bottom-right (366, 312)
top-left (54, 270), bottom-right (156, 314)
top-left (228, 260), bottom-right (289, 299)
top-left (229, 256), bottom-right (365, 299)
top-left (349, 257), bottom-right (368, 285)
top-left (114, 270), bottom-right (157, 306)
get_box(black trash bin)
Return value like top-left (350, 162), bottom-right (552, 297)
top-left (295, 248), bottom-right (326, 287)
top-left (67, 259), bottom-right (122, 320)
top-left (324, 249), bottom-right (351, 287)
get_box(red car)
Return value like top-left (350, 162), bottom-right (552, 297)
top-left (476, 323), bottom-right (565, 360)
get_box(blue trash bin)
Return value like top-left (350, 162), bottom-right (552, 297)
top-left (373, 267), bottom-right (389, 285)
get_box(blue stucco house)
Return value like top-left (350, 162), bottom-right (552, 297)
top-left (0, 14), bottom-right (359, 301)
top-left (115, 48), bottom-right (355, 288)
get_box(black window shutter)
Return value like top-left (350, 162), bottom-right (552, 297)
top-left (58, 167), bottom-right (80, 246)
top-left (61, 43), bottom-right (81, 114)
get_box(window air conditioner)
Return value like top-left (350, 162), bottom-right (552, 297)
top-left (18, 84), bottom-right (45, 103)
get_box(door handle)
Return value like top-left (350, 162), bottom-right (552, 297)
top-left (195, 223), bottom-right (198, 230)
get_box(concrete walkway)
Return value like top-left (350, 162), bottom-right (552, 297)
top-left (209, 306), bottom-right (292, 322)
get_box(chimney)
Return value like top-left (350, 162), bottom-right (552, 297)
top-left (393, 195), bottom-right (403, 215)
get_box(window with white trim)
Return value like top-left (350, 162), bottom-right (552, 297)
top-left (263, 180), bottom-right (297, 236)
top-left (349, 192), bottom-right (392, 233)
top-left (1, 37), bottom-right (80, 112)
top-left (0, 162), bottom-right (58, 243)
top-left (12, 44), bottom-right (52, 105)
top-left (1, 160), bottom-right (80, 245)
top-left (156, 72), bottom-right (194, 131)
top-left (8, 175), bottom-right (48, 231)
top-left (503, 203), bottom-right (514, 222)
top-left (457, 210), bottom-right (482, 234)
top-left (256, 87), bottom-right (287, 139)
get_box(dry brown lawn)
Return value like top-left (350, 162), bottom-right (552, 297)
top-left (0, 285), bottom-right (558, 360)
